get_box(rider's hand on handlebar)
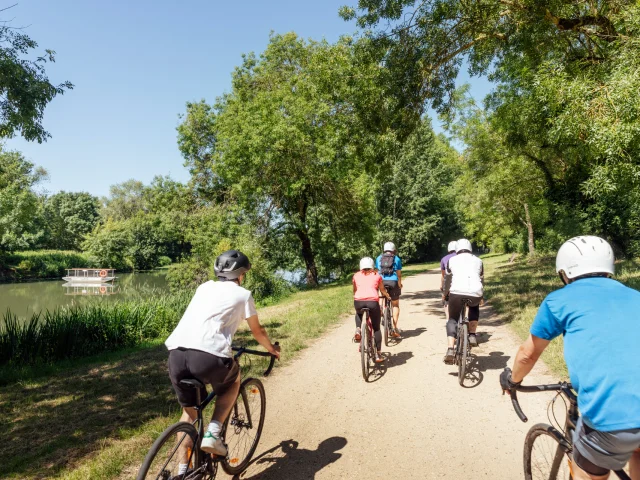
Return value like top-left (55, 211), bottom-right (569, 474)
top-left (270, 344), bottom-right (281, 360)
top-left (500, 367), bottom-right (521, 395)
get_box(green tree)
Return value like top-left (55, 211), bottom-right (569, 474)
top-left (101, 179), bottom-right (146, 221)
top-left (376, 119), bottom-right (460, 260)
top-left (0, 149), bottom-right (46, 252)
top-left (178, 33), bottom-right (393, 285)
top-left (0, 20), bottom-right (72, 142)
top-left (40, 191), bottom-right (100, 250)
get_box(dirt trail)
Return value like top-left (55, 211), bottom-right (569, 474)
top-left (222, 269), bottom-right (561, 479)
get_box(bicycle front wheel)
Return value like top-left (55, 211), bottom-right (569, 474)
top-left (524, 423), bottom-right (573, 480)
top-left (222, 378), bottom-right (267, 475)
top-left (457, 323), bottom-right (468, 386)
top-left (137, 421), bottom-right (199, 480)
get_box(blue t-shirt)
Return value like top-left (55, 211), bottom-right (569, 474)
top-left (375, 254), bottom-right (402, 281)
top-left (531, 277), bottom-right (640, 431)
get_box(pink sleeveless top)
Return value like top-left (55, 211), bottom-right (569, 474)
top-left (353, 271), bottom-right (382, 301)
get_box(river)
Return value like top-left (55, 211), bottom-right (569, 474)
top-left (0, 271), bottom-right (170, 320)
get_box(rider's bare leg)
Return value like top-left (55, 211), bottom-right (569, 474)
top-left (211, 374), bottom-right (241, 425)
top-left (177, 407), bottom-right (197, 466)
top-left (392, 299), bottom-right (400, 329)
top-left (629, 448), bottom-right (640, 480)
top-left (570, 462), bottom-right (610, 480)
top-left (469, 320), bottom-right (478, 334)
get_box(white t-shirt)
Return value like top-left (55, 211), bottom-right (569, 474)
top-left (165, 280), bottom-right (258, 358)
top-left (447, 252), bottom-right (484, 298)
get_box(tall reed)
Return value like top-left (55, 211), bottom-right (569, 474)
top-left (0, 291), bottom-right (192, 367)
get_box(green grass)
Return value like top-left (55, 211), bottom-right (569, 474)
top-left (482, 253), bottom-right (640, 378)
top-left (0, 250), bottom-right (91, 281)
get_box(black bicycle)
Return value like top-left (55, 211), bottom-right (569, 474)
top-left (453, 298), bottom-right (472, 386)
top-left (381, 296), bottom-right (396, 346)
top-left (508, 380), bottom-right (631, 480)
top-left (137, 344), bottom-right (278, 480)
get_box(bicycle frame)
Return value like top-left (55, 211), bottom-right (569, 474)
top-left (509, 383), bottom-right (631, 480)
top-left (181, 345), bottom-right (277, 474)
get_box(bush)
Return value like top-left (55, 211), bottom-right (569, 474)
top-left (0, 250), bottom-right (90, 280)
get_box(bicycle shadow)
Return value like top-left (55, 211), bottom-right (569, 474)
top-left (450, 351), bottom-right (511, 388)
top-left (394, 327), bottom-right (427, 340)
top-left (235, 437), bottom-right (347, 479)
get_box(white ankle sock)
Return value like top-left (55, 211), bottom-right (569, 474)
top-left (178, 463), bottom-right (188, 474)
top-left (207, 420), bottom-right (222, 437)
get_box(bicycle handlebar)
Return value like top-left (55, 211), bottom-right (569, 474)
top-left (507, 382), bottom-right (573, 423)
top-left (232, 341), bottom-right (279, 377)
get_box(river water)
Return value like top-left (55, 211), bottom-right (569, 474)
top-left (0, 271), bottom-right (169, 320)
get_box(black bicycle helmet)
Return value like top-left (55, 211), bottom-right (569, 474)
top-left (214, 250), bottom-right (251, 280)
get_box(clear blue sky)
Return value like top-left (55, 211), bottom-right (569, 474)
top-left (6, 0), bottom-right (492, 197)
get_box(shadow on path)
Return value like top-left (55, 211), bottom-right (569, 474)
top-left (237, 437), bottom-right (347, 479)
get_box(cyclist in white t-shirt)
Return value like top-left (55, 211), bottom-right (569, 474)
top-left (442, 239), bottom-right (484, 364)
top-left (165, 250), bottom-right (280, 475)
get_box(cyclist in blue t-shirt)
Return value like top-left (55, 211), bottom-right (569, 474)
top-left (501, 236), bottom-right (640, 480)
top-left (376, 242), bottom-right (403, 338)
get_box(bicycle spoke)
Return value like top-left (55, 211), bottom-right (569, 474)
top-left (528, 430), bottom-right (572, 479)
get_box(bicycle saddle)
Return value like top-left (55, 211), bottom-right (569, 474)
top-left (179, 378), bottom-right (204, 389)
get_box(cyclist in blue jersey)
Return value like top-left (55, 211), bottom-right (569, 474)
top-left (376, 242), bottom-right (403, 338)
top-left (501, 236), bottom-right (640, 480)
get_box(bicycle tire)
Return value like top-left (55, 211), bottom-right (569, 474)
top-left (137, 421), bottom-right (199, 480)
top-left (360, 312), bottom-right (369, 381)
top-left (222, 378), bottom-right (266, 475)
top-left (458, 323), bottom-right (468, 386)
top-left (383, 305), bottom-right (390, 347)
top-left (524, 423), bottom-right (573, 480)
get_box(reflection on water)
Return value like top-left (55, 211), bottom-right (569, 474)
top-left (0, 271), bottom-right (169, 319)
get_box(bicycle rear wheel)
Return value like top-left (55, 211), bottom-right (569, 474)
top-left (383, 305), bottom-right (390, 347)
top-left (222, 378), bottom-right (266, 475)
top-left (524, 423), bottom-right (573, 480)
top-left (360, 313), bottom-right (370, 380)
top-left (457, 323), bottom-right (468, 386)
top-left (137, 421), bottom-right (199, 480)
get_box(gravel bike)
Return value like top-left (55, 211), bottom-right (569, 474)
top-left (381, 295), bottom-right (396, 346)
top-left (453, 298), bottom-right (472, 386)
top-left (507, 380), bottom-right (631, 480)
top-left (136, 344), bottom-right (278, 480)
top-left (359, 308), bottom-right (376, 381)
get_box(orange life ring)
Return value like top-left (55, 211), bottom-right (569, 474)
top-left (99, 286), bottom-right (107, 294)
top-left (99, 269), bottom-right (108, 278)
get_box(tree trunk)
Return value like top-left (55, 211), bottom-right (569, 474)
top-left (295, 197), bottom-right (318, 286)
top-left (296, 228), bottom-right (318, 286)
top-left (524, 203), bottom-right (535, 256)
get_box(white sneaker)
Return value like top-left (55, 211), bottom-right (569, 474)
top-left (201, 431), bottom-right (227, 456)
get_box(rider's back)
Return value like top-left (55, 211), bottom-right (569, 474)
top-left (447, 252), bottom-right (483, 297)
top-left (531, 276), bottom-right (640, 431)
top-left (165, 280), bottom-right (256, 358)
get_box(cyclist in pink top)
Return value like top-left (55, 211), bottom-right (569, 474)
top-left (353, 257), bottom-right (391, 363)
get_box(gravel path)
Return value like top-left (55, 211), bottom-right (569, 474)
top-left (222, 269), bottom-right (561, 479)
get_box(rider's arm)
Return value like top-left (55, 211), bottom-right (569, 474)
top-left (397, 269), bottom-right (402, 288)
top-left (247, 315), bottom-right (280, 359)
top-left (352, 276), bottom-right (357, 295)
top-left (511, 334), bottom-right (550, 383)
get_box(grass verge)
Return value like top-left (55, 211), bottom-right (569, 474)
top-left (482, 253), bottom-right (640, 378)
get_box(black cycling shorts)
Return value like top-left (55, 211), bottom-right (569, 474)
top-left (168, 348), bottom-right (239, 407)
top-left (383, 280), bottom-right (401, 300)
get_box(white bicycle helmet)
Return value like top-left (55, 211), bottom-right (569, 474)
top-left (447, 241), bottom-right (457, 253)
top-left (383, 242), bottom-right (396, 252)
top-left (359, 257), bottom-right (375, 270)
top-left (556, 236), bottom-right (614, 280)
top-left (456, 238), bottom-right (472, 253)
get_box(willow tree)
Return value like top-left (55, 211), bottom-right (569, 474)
top-left (178, 33), bottom-right (392, 285)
